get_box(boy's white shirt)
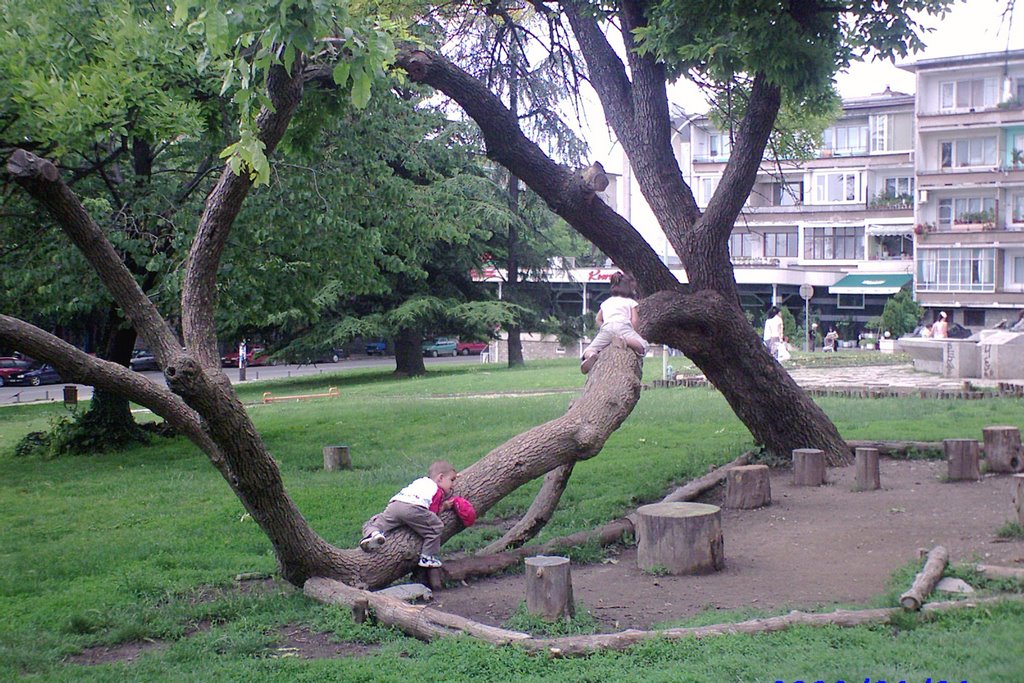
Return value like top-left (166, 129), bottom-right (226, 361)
top-left (390, 476), bottom-right (439, 508)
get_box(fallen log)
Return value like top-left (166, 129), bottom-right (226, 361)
top-left (900, 545), bottom-right (949, 610)
top-left (974, 564), bottom-right (1024, 581)
top-left (845, 440), bottom-right (946, 456)
top-left (661, 451), bottom-right (753, 503)
top-left (305, 579), bottom-right (1024, 657)
top-left (304, 577), bottom-right (530, 644)
top-left (521, 594), bottom-right (1024, 656)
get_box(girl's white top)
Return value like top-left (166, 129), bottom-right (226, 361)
top-left (600, 296), bottom-right (638, 325)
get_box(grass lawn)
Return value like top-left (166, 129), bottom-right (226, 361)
top-left (1, 357), bottom-right (1022, 681)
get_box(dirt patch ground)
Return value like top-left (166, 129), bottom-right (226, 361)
top-left (432, 459), bottom-right (1024, 631)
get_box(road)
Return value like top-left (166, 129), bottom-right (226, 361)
top-left (0, 354), bottom-right (483, 407)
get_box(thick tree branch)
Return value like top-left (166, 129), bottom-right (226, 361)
top-left (181, 65), bottom-right (305, 366)
top-left (564, 0), bottom-right (700, 259)
top-left (703, 75), bottom-right (781, 239)
top-left (394, 46), bottom-right (678, 294)
top-left (4, 149), bottom-right (182, 365)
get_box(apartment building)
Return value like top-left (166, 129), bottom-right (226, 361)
top-left (474, 50), bottom-right (1024, 337)
top-left (684, 87), bottom-right (917, 332)
top-left (901, 50), bottom-right (1024, 328)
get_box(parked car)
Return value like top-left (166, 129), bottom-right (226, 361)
top-left (6, 363), bottom-right (63, 386)
top-left (221, 346), bottom-right (273, 367)
top-left (129, 350), bottom-right (159, 372)
top-left (422, 337), bottom-right (458, 357)
top-left (456, 340), bottom-right (489, 356)
top-left (0, 357), bottom-right (33, 387)
top-left (364, 340), bottom-right (388, 356)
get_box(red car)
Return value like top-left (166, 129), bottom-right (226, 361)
top-left (220, 347), bottom-right (273, 367)
top-left (456, 340), bottom-right (489, 356)
top-left (0, 357), bottom-right (33, 387)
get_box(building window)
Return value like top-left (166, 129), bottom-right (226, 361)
top-left (1013, 194), bottom-right (1024, 225)
top-left (940, 137), bottom-right (997, 168)
top-left (822, 123), bottom-right (868, 156)
top-left (939, 78), bottom-right (998, 112)
top-left (698, 176), bottom-right (719, 207)
top-left (916, 248), bottom-right (995, 292)
top-left (803, 226), bottom-right (865, 260)
top-left (884, 176), bottom-right (914, 197)
top-left (764, 232), bottom-right (798, 257)
top-left (708, 133), bottom-right (730, 159)
top-left (729, 233), bottom-right (755, 258)
top-left (870, 114), bottom-right (891, 152)
top-left (1013, 255), bottom-right (1024, 284)
top-left (772, 182), bottom-right (803, 206)
top-left (837, 294), bottom-right (865, 309)
top-left (814, 172), bottom-right (862, 204)
top-left (963, 309), bottom-right (986, 327)
top-left (937, 197), bottom-right (996, 229)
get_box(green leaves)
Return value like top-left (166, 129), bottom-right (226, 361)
top-left (171, 0), bottom-right (397, 185)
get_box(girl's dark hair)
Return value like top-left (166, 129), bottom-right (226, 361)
top-left (767, 306), bottom-right (779, 317)
top-left (609, 272), bottom-right (637, 297)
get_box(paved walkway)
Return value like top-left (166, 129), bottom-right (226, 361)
top-left (654, 362), bottom-right (1020, 397)
top-left (785, 363), bottom-right (1001, 391)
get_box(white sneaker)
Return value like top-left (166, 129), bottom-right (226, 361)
top-left (418, 554), bottom-right (442, 568)
top-left (359, 531), bottom-right (386, 552)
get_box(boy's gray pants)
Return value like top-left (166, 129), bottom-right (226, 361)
top-left (363, 501), bottom-right (443, 557)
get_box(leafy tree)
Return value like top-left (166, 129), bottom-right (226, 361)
top-left (879, 289), bottom-right (924, 338)
top-left (0, 0), bottom-right (958, 603)
top-left (394, 0), bottom-right (953, 464)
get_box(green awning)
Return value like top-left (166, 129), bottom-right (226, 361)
top-left (829, 273), bottom-right (912, 295)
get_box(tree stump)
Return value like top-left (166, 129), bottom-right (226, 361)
top-left (854, 447), bottom-right (881, 491)
top-left (724, 465), bottom-right (771, 509)
top-left (944, 439), bottom-right (980, 481)
top-left (1014, 474), bottom-right (1024, 527)
top-left (525, 556), bottom-right (574, 620)
top-left (323, 445), bottom-right (351, 471)
top-left (635, 502), bottom-right (724, 575)
top-left (792, 448), bottom-right (825, 486)
top-left (983, 426), bottom-right (1024, 473)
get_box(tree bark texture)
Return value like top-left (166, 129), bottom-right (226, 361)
top-left (793, 449), bottom-right (826, 486)
top-left (393, 326), bottom-right (426, 377)
top-left (323, 446), bottom-right (351, 471)
top-left (479, 463), bottom-right (576, 555)
top-left (1014, 474), bottom-right (1024, 527)
top-left (635, 502), bottom-right (724, 575)
top-left (899, 545), bottom-right (949, 611)
top-left (181, 64), bottom-right (305, 367)
top-left (525, 556), bottom-right (575, 620)
top-left (854, 447), bottom-right (881, 491)
top-left (982, 426), bottom-right (1024, 473)
top-left (945, 439), bottom-right (981, 481)
top-left (724, 465), bottom-right (771, 509)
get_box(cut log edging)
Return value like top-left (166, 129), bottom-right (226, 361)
top-left (646, 379), bottom-right (1011, 400)
top-left (304, 577), bottom-right (1024, 657)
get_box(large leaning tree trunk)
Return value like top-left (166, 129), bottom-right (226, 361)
top-left (394, 2), bottom-right (849, 465)
top-left (3, 55), bottom-right (646, 590)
